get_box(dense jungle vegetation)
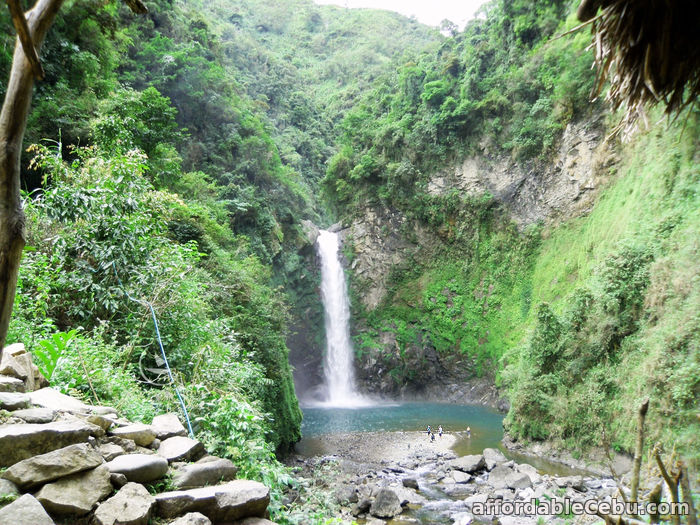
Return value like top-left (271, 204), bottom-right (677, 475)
top-left (1, 0), bottom-right (698, 521)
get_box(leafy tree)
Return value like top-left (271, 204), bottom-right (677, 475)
top-left (0, 0), bottom-right (146, 354)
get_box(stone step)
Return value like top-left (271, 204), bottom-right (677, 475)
top-left (2, 443), bottom-right (104, 489)
top-left (27, 387), bottom-right (116, 416)
top-left (98, 442), bottom-right (125, 461)
top-left (0, 494), bottom-right (55, 525)
top-left (158, 436), bottom-right (205, 463)
top-left (105, 453), bottom-right (169, 483)
top-left (0, 392), bottom-right (30, 411)
top-left (109, 423), bottom-right (156, 447)
top-left (34, 464), bottom-right (112, 516)
top-left (0, 421), bottom-right (95, 468)
top-left (0, 375), bottom-right (25, 393)
top-left (168, 512), bottom-right (211, 525)
top-left (93, 482), bottom-right (155, 525)
top-left (155, 480), bottom-right (269, 522)
top-left (151, 413), bottom-right (187, 440)
top-left (10, 407), bottom-right (56, 424)
top-left (172, 457), bottom-right (237, 489)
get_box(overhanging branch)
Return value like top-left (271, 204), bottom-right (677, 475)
top-left (6, 0), bottom-right (44, 80)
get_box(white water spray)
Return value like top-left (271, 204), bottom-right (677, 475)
top-left (317, 230), bottom-right (370, 407)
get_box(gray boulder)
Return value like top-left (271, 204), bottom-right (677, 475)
top-left (2, 443), bottom-right (103, 489)
top-left (0, 375), bottom-right (24, 393)
top-left (369, 488), bottom-right (402, 519)
top-left (483, 448), bottom-right (508, 470)
top-left (487, 465), bottom-right (532, 490)
top-left (452, 470), bottom-right (472, 484)
top-left (464, 493), bottom-right (488, 509)
top-left (515, 463), bottom-right (541, 484)
top-left (93, 482), bottom-right (155, 525)
top-left (335, 484), bottom-right (357, 505)
top-left (0, 344), bottom-right (47, 391)
top-left (155, 480), bottom-right (269, 521)
top-left (158, 436), bottom-right (205, 463)
top-left (402, 477), bottom-right (419, 489)
top-left (28, 387), bottom-right (89, 412)
top-left (11, 407), bottom-right (55, 424)
top-left (91, 406), bottom-right (118, 416)
top-left (85, 414), bottom-right (113, 431)
top-left (0, 419), bottom-right (94, 467)
top-left (0, 392), bottom-right (30, 411)
top-left (554, 475), bottom-right (586, 491)
top-left (105, 454), bottom-right (168, 483)
top-left (35, 464), bottom-right (112, 516)
top-left (110, 472), bottom-right (128, 488)
top-left (151, 413), bottom-right (187, 440)
top-left (508, 472), bottom-right (533, 490)
top-left (487, 465), bottom-right (515, 489)
top-left (237, 519), bottom-right (279, 525)
top-left (107, 435), bottom-right (138, 453)
top-left (99, 443), bottom-right (125, 461)
top-left (172, 457), bottom-right (237, 489)
top-left (0, 345), bottom-right (27, 378)
top-left (168, 512), bottom-right (212, 525)
top-left (109, 423), bottom-right (156, 447)
top-left (391, 484), bottom-right (427, 506)
top-left (494, 488), bottom-right (515, 500)
top-left (450, 454), bottom-right (486, 473)
top-left (0, 479), bottom-right (19, 499)
top-left (0, 494), bottom-right (55, 525)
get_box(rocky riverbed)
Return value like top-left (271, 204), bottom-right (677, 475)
top-left (290, 431), bottom-right (655, 525)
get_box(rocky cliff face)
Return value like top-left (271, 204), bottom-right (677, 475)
top-left (347, 116), bottom-right (610, 312)
top-left (285, 220), bottom-right (325, 401)
top-left (427, 117), bottom-right (612, 225)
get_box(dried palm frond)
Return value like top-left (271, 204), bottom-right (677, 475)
top-left (577, 0), bottom-right (700, 137)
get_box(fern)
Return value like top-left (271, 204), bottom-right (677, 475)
top-left (34, 329), bottom-right (78, 380)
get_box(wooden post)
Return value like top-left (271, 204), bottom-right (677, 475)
top-left (629, 397), bottom-right (649, 517)
top-left (679, 462), bottom-right (698, 525)
top-left (653, 444), bottom-right (681, 525)
top-left (648, 482), bottom-right (662, 524)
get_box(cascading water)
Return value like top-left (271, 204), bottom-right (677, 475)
top-left (317, 230), bottom-right (369, 407)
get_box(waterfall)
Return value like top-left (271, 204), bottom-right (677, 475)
top-left (317, 230), bottom-right (369, 407)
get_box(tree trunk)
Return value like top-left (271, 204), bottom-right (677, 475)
top-left (629, 397), bottom-right (649, 513)
top-left (679, 463), bottom-right (698, 525)
top-left (0, 0), bottom-right (66, 355)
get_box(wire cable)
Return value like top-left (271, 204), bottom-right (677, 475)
top-left (112, 263), bottom-right (194, 437)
